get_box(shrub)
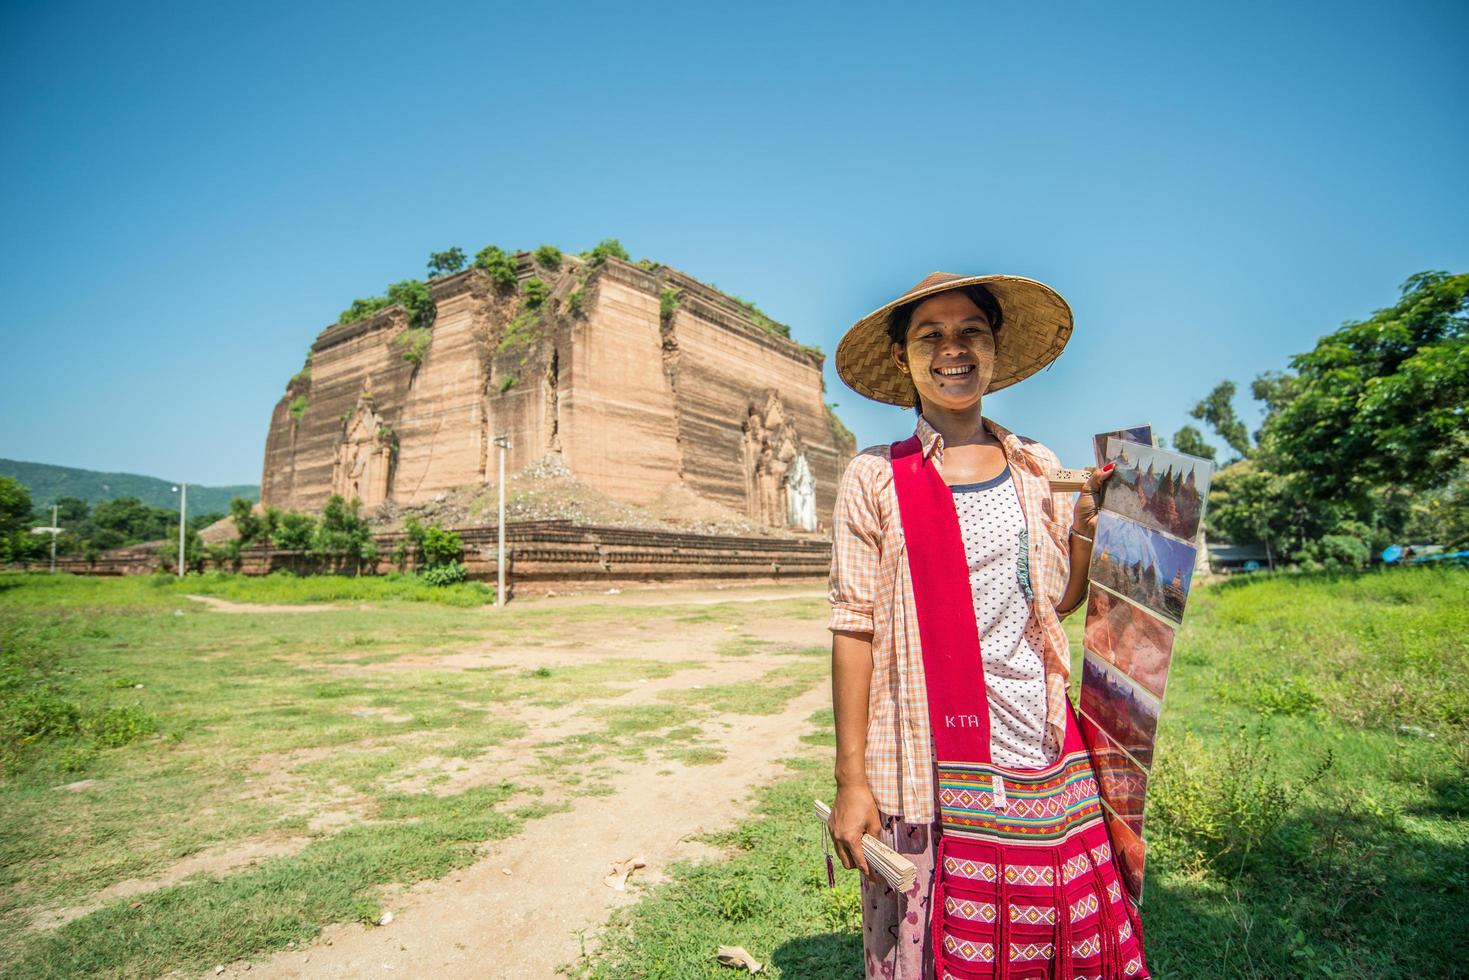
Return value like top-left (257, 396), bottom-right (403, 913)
top-left (659, 287), bottom-right (681, 320)
top-left (421, 525), bottom-right (463, 566)
top-left (420, 560), bottom-right (467, 586)
top-left (384, 279), bottom-right (436, 330)
top-left (392, 327), bottom-right (432, 365)
top-left (85, 703), bottom-right (159, 747)
top-left (1304, 533), bottom-right (1370, 570)
top-left (475, 244), bottom-right (519, 290)
top-left (533, 244), bottom-right (562, 269)
top-left (288, 394), bottom-right (307, 420)
top-left (1150, 726), bottom-right (1333, 872)
top-left (564, 288), bottom-right (586, 317)
top-left (729, 293), bottom-right (790, 338)
top-left (522, 277), bottom-right (549, 309)
top-left (497, 308), bottom-right (541, 353)
top-left (339, 280), bottom-right (436, 329)
top-left (580, 238), bottom-right (629, 268)
top-left (339, 296), bottom-right (391, 324)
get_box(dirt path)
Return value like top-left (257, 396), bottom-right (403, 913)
top-left (220, 683), bottom-right (830, 979)
top-left (184, 594), bottom-right (337, 614)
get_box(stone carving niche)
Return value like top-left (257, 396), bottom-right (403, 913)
top-left (742, 391), bottom-right (815, 530)
top-left (332, 397), bottom-right (395, 507)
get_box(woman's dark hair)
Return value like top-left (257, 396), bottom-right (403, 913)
top-left (887, 283), bottom-right (1004, 411)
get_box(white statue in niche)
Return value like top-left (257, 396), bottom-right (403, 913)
top-left (786, 452), bottom-right (817, 531)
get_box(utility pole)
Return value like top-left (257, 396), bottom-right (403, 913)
top-left (172, 483), bottom-right (188, 577)
top-left (30, 504), bottom-right (62, 574)
top-left (493, 435), bottom-right (510, 606)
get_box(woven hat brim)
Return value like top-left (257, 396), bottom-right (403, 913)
top-left (835, 274), bottom-right (1074, 407)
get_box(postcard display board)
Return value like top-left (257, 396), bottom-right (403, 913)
top-left (1079, 432), bottom-right (1213, 903)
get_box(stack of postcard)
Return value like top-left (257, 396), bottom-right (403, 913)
top-left (1080, 431), bottom-right (1214, 903)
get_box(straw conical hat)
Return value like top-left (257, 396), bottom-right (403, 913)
top-left (835, 272), bottom-right (1073, 407)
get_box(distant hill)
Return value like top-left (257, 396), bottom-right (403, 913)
top-left (0, 459), bottom-right (258, 515)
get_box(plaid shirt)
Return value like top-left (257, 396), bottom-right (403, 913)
top-left (827, 413), bottom-right (1079, 822)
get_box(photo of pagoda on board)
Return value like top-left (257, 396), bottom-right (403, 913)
top-left (1083, 586), bottom-right (1175, 699)
top-left (1102, 437), bottom-right (1212, 542)
top-left (1089, 511), bottom-right (1198, 624)
top-left (1092, 425), bottom-right (1152, 467)
top-left (1079, 650), bottom-right (1160, 767)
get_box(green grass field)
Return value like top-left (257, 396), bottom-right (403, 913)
top-left (1, 567), bottom-right (1465, 978)
top-left (571, 566), bottom-right (1469, 979)
top-left (0, 572), bottom-right (828, 978)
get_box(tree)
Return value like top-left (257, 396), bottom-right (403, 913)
top-left (92, 497), bottom-right (168, 543)
top-left (312, 495), bottom-right (377, 568)
top-left (272, 512), bottom-right (316, 551)
top-left (1190, 381), bottom-right (1252, 460)
top-left (229, 497), bottom-right (262, 545)
top-left (0, 477), bottom-right (32, 536)
top-left (1260, 271), bottom-right (1468, 497)
top-left (1170, 425), bottom-right (1216, 462)
top-left (0, 476), bottom-right (35, 562)
top-left (427, 247), bottom-right (467, 279)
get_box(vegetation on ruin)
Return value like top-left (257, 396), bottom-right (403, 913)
top-left (337, 279), bottom-right (436, 331)
top-left (659, 286), bottom-right (682, 321)
top-left (533, 244), bottom-right (562, 270)
top-left (564, 287), bottom-right (586, 318)
top-left (579, 237), bottom-right (630, 268)
top-left (522, 276), bottom-right (549, 309)
top-left (425, 246), bottom-right (467, 279)
top-left (496, 307), bottom-right (542, 355)
top-left (287, 394), bottom-right (308, 420)
top-left (390, 326), bottom-right (432, 366)
top-left (824, 403), bottom-right (853, 448)
top-left (1181, 270), bottom-right (1469, 565)
top-left (473, 244), bottom-right (519, 291)
top-left (573, 566), bottom-right (1468, 978)
top-left (728, 291), bottom-right (791, 339)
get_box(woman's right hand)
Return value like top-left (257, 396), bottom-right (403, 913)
top-left (828, 783), bottom-right (882, 885)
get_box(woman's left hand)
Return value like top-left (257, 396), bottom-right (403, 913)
top-left (1072, 462), bottom-right (1115, 540)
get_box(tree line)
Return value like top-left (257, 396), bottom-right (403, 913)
top-left (0, 485), bottom-right (223, 564)
top-left (1170, 270), bottom-right (1467, 569)
top-left (0, 484), bottom-right (465, 584)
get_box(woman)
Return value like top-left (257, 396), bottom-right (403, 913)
top-left (826, 272), bottom-right (1149, 978)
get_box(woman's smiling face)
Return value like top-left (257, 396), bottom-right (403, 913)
top-left (891, 289), bottom-right (997, 413)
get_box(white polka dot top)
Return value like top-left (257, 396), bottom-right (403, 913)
top-left (950, 463), bottom-right (1060, 770)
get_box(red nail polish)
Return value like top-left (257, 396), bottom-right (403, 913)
top-left (1102, 463), bottom-right (1115, 472)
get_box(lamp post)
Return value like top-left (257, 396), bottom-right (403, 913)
top-left (492, 435), bottom-right (510, 606)
top-left (171, 483), bottom-right (187, 577)
top-left (30, 504), bottom-right (62, 574)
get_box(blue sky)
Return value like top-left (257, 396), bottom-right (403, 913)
top-left (2, 0), bottom-right (1465, 489)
